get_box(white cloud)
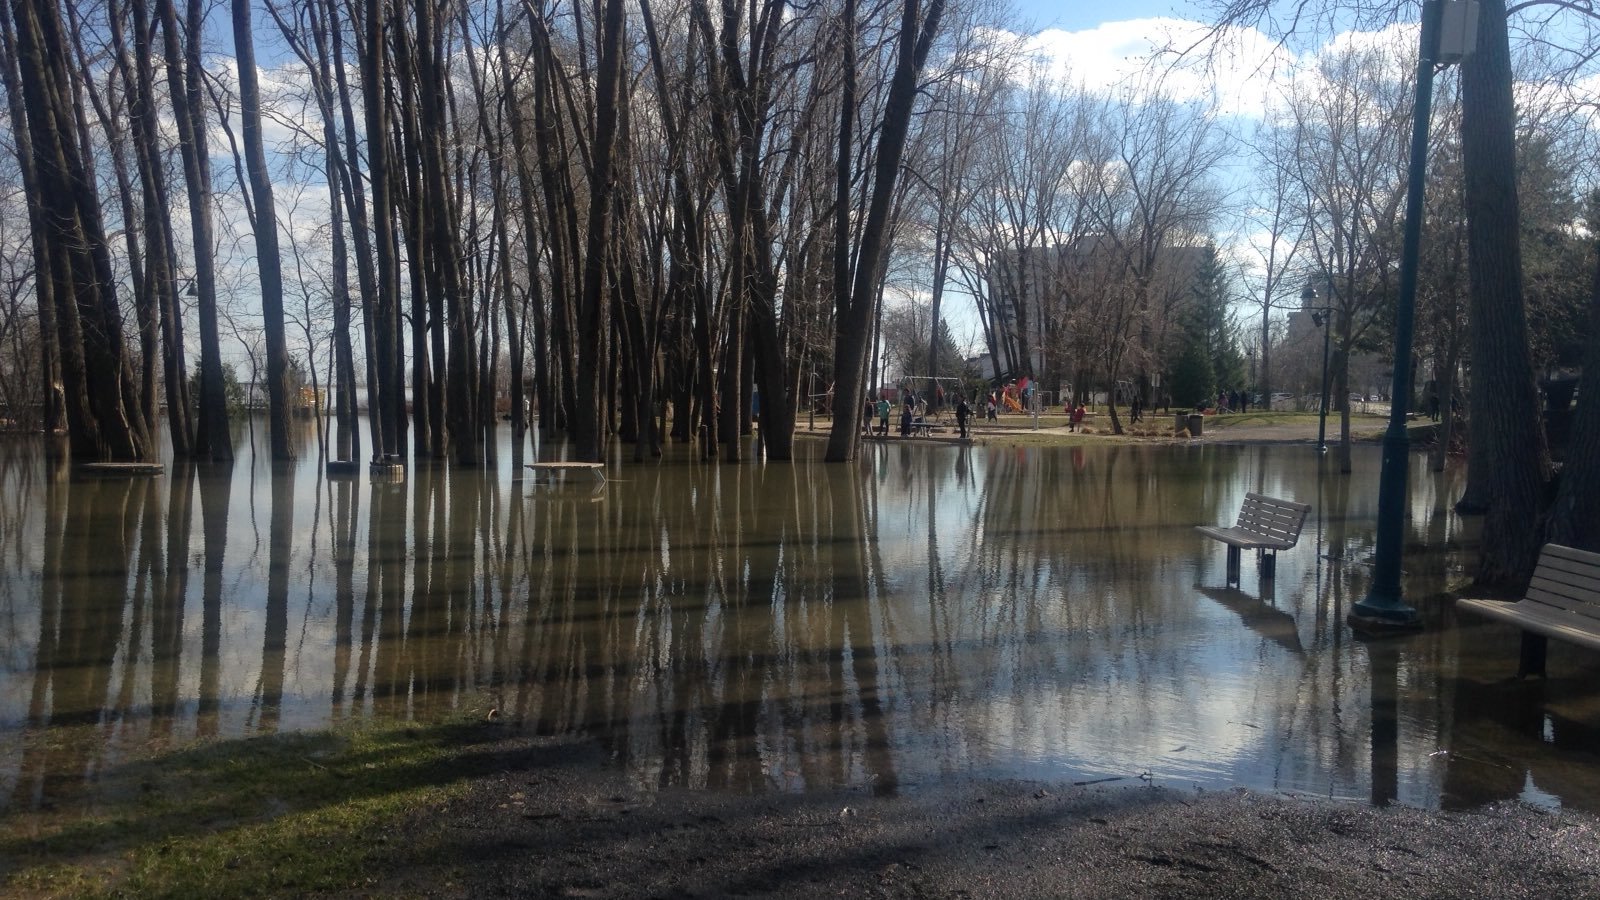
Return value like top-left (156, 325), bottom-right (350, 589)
top-left (1009, 18), bottom-right (1294, 118)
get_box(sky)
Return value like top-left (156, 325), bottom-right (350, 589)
top-left (1018, 0), bottom-right (1196, 31)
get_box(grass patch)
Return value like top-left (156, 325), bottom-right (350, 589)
top-left (2, 718), bottom-right (507, 898)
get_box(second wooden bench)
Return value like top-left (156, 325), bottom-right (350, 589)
top-left (1195, 492), bottom-right (1311, 584)
top-left (1455, 543), bottom-right (1600, 677)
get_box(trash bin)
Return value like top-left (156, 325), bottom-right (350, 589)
top-left (1175, 412), bottom-right (1189, 434)
top-left (1187, 413), bottom-right (1204, 437)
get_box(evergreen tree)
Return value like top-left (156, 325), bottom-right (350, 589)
top-left (1169, 304), bottom-right (1215, 408)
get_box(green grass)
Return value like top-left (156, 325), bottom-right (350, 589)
top-left (2, 718), bottom-right (505, 898)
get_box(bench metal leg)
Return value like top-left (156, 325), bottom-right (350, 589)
top-left (1260, 550), bottom-right (1276, 580)
top-left (1518, 632), bottom-right (1548, 678)
top-left (1226, 546), bottom-right (1241, 585)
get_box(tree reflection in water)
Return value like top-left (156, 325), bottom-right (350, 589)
top-left (1, 432), bottom-right (1598, 814)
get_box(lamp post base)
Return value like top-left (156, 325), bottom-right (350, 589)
top-left (1347, 595), bottom-right (1423, 635)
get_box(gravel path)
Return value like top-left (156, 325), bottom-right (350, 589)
top-left (374, 733), bottom-right (1600, 899)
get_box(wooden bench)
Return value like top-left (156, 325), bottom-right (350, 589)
top-left (1455, 543), bottom-right (1600, 677)
top-left (1195, 492), bottom-right (1311, 584)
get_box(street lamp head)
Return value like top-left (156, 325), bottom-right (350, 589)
top-left (1312, 310), bottom-right (1325, 327)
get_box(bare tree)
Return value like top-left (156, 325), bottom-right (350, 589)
top-left (231, 0), bottom-right (295, 461)
top-left (826, 0), bottom-right (947, 460)
top-left (156, 0), bottom-right (232, 461)
top-left (1280, 36), bottom-right (1412, 473)
top-left (1082, 93), bottom-right (1228, 434)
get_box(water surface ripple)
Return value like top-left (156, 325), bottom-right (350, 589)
top-left (2, 428), bottom-right (1598, 813)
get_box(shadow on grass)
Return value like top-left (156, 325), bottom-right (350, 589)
top-left (1, 718), bottom-right (564, 897)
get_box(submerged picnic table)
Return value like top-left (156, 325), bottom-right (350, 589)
top-left (526, 461), bottom-right (607, 484)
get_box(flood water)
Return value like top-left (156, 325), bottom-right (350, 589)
top-left (2, 425), bottom-right (1598, 814)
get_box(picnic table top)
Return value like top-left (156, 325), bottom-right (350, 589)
top-left (526, 461), bottom-right (607, 484)
top-left (79, 462), bottom-right (164, 476)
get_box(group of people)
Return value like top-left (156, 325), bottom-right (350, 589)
top-left (862, 390), bottom-right (981, 440)
top-left (1214, 389), bottom-right (1251, 414)
top-left (1065, 399), bottom-right (1087, 431)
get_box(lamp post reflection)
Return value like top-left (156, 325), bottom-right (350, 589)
top-left (1367, 638), bottom-right (1400, 806)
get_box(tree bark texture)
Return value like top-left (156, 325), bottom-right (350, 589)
top-left (9, 0), bottom-right (153, 462)
top-left (233, 0), bottom-right (295, 461)
top-left (1544, 235), bottom-right (1600, 551)
top-left (826, 0), bottom-right (946, 461)
top-left (1459, 0), bottom-right (1550, 589)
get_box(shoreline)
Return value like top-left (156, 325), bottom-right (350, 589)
top-left (386, 727), bottom-right (1600, 898)
top-left (9, 720), bottom-right (1596, 897)
top-left (797, 411), bottom-right (1405, 449)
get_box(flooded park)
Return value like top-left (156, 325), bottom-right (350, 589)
top-left (3, 424), bottom-right (1599, 820)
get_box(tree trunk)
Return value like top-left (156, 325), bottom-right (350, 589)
top-left (0, 1), bottom-right (62, 439)
top-left (157, 0), bottom-right (231, 462)
top-left (327, 0), bottom-right (376, 458)
top-left (362, 0), bottom-right (404, 460)
top-left (826, 0), bottom-right (946, 461)
top-left (125, 0), bottom-right (191, 457)
top-left (572, 0), bottom-right (626, 462)
top-left (232, 0), bottom-right (294, 461)
top-left (10, 0), bottom-right (153, 462)
top-left (1544, 234), bottom-right (1600, 551)
top-left (1458, 0), bottom-right (1550, 588)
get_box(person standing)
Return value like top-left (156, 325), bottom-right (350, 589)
top-left (876, 396), bottom-right (891, 435)
top-left (955, 395), bottom-right (971, 440)
top-left (900, 402), bottom-right (914, 437)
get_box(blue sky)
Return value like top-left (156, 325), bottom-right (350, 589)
top-left (1017, 0), bottom-right (1198, 31)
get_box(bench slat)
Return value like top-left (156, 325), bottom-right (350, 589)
top-left (1196, 525), bottom-right (1295, 550)
top-left (1532, 562), bottom-right (1600, 596)
top-left (1541, 543), bottom-right (1600, 568)
top-left (1529, 568), bottom-right (1600, 602)
top-left (1198, 495), bottom-right (1309, 587)
top-left (1200, 494), bottom-right (1309, 554)
top-left (1523, 584), bottom-right (1600, 621)
top-left (1456, 598), bottom-right (1600, 652)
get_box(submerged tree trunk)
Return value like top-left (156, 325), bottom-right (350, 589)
top-left (826, 0), bottom-right (946, 461)
top-left (1458, 0), bottom-right (1549, 589)
top-left (10, 0), bottom-right (153, 461)
top-left (233, 0), bottom-right (294, 461)
top-left (125, 0), bottom-right (191, 457)
top-left (0, 2), bottom-right (62, 439)
top-left (156, 0), bottom-right (230, 462)
top-left (572, 0), bottom-right (626, 462)
top-left (362, 0), bottom-right (404, 461)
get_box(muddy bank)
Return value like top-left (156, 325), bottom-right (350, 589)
top-left (377, 731), bottom-right (1600, 899)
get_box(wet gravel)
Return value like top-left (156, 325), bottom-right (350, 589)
top-left (372, 732), bottom-right (1600, 899)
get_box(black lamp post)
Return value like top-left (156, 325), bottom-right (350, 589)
top-left (1349, 0), bottom-right (1472, 633)
top-left (1302, 281), bottom-right (1333, 454)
